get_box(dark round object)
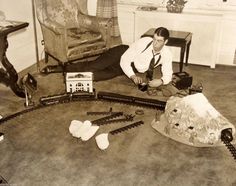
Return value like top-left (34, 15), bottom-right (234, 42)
top-left (138, 83), bottom-right (148, 92)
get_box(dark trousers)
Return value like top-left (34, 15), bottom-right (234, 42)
top-left (65, 45), bottom-right (129, 81)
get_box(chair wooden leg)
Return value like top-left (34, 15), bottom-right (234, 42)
top-left (45, 52), bottom-right (49, 63)
top-left (185, 41), bottom-right (191, 66)
top-left (62, 64), bottom-right (66, 77)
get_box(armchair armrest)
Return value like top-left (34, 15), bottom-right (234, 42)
top-left (40, 22), bottom-right (69, 62)
top-left (77, 13), bottom-right (112, 46)
top-left (95, 17), bottom-right (112, 28)
top-left (77, 14), bottom-right (108, 31)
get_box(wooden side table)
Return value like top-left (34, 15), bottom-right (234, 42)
top-left (0, 21), bottom-right (29, 97)
top-left (141, 28), bottom-right (192, 72)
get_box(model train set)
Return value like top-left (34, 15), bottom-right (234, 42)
top-left (38, 90), bottom-right (166, 110)
top-left (0, 90), bottom-right (166, 125)
top-left (0, 89), bottom-right (236, 160)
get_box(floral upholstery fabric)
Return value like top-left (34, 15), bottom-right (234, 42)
top-left (67, 28), bottom-right (106, 59)
top-left (35, 0), bottom-right (113, 64)
top-left (45, 0), bottom-right (79, 27)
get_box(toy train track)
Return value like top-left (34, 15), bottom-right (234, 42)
top-left (221, 128), bottom-right (236, 160)
top-left (92, 112), bottom-right (123, 125)
top-left (98, 114), bottom-right (135, 125)
top-left (0, 90), bottom-right (165, 125)
top-left (0, 91), bottom-right (96, 125)
top-left (97, 91), bottom-right (166, 110)
top-left (92, 113), bottom-right (135, 126)
top-left (110, 120), bottom-right (144, 135)
top-left (223, 141), bottom-right (236, 160)
top-left (0, 105), bottom-right (44, 125)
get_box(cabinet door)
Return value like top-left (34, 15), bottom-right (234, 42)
top-left (134, 11), bottom-right (222, 68)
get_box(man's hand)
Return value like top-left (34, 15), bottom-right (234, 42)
top-left (148, 79), bottom-right (163, 88)
top-left (130, 75), bottom-right (143, 85)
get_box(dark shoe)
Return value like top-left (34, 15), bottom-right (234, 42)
top-left (40, 65), bottom-right (63, 74)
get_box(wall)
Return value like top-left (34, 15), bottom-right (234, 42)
top-left (1, 0), bottom-right (236, 72)
top-left (0, 0), bottom-right (40, 72)
top-left (117, 0), bottom-right (236, 66)
top-left (117, 0), bottom-right (236, 8)
top-left (87, 0), bottom-right (97, 16)
top-left (134, 11), bottom-right (222, 68)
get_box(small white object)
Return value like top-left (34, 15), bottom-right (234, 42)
top-left (0, 115), bottom-right (3, 120)
top-left (0, 133), bottom-right (4, 142)
top-left (73, 120), bottom-right (92, 138)
top-left (66, 72), bottom-right (93, 93)
top-left (69, 120), bottom-right (83, 134)
top-left (95, 133), bottom-right (109, 150)
top-left (81, 125), bottom-right (99, 141)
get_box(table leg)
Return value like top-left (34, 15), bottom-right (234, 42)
top-left (45, 52), bottom-right (49, 63)
top-left (179, 46), bottom-right (185, 72)
top-left (185, 41), bottom-right (191, 66)
top-left (0, 36), bottom-right (25, 97)
top-left (0, 68), bottom-right (10, 86)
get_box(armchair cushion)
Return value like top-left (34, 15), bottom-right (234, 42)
top-left (67, 28), bottom-right (103, 47)
top-left (67, 28), bottom-right (107, 59)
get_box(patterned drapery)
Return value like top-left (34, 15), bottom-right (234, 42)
top-left (96, 0), bottom-right (122, 46)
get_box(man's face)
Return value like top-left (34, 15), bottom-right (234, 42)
top-left (152, 34), bottom-right (167, 52)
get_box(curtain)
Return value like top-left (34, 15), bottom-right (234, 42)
top-left (96, 0), bottom-right (122, 46)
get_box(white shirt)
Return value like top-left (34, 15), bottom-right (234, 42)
top-left (120, 37), bottom-right (173, 85)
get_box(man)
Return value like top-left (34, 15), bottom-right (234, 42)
top-left (42, 27), bottom-right (173, 90)
top-left (120, 27), bottom-right (173, 88)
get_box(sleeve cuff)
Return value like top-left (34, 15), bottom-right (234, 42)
top-left (161, 77), bottom-right (172, 85)
top-left (161, 79), bottom-right (164, 85)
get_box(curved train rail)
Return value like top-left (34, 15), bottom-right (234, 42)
top-left (0, 90), bottom-right (166, 125)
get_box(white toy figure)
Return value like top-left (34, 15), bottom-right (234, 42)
top-left (69, 120), bottom-right (99, 141)
top-left (95, 133), bottom-right (109, 150)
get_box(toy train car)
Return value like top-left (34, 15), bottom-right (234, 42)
top-left (97, 91), bottom-right (135, 104)
top-left (39, 90), bottom-right (96, 106)
top-left (97, 91), bottom-right (166, 110)
top-left (39, 90), bottom-right (166, 109)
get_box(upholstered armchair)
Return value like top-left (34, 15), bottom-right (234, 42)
top-left (35, 0), bottom-right (112, 66)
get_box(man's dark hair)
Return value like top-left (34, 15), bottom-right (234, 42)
top-left (154, 27), bottom-right (170, 41)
